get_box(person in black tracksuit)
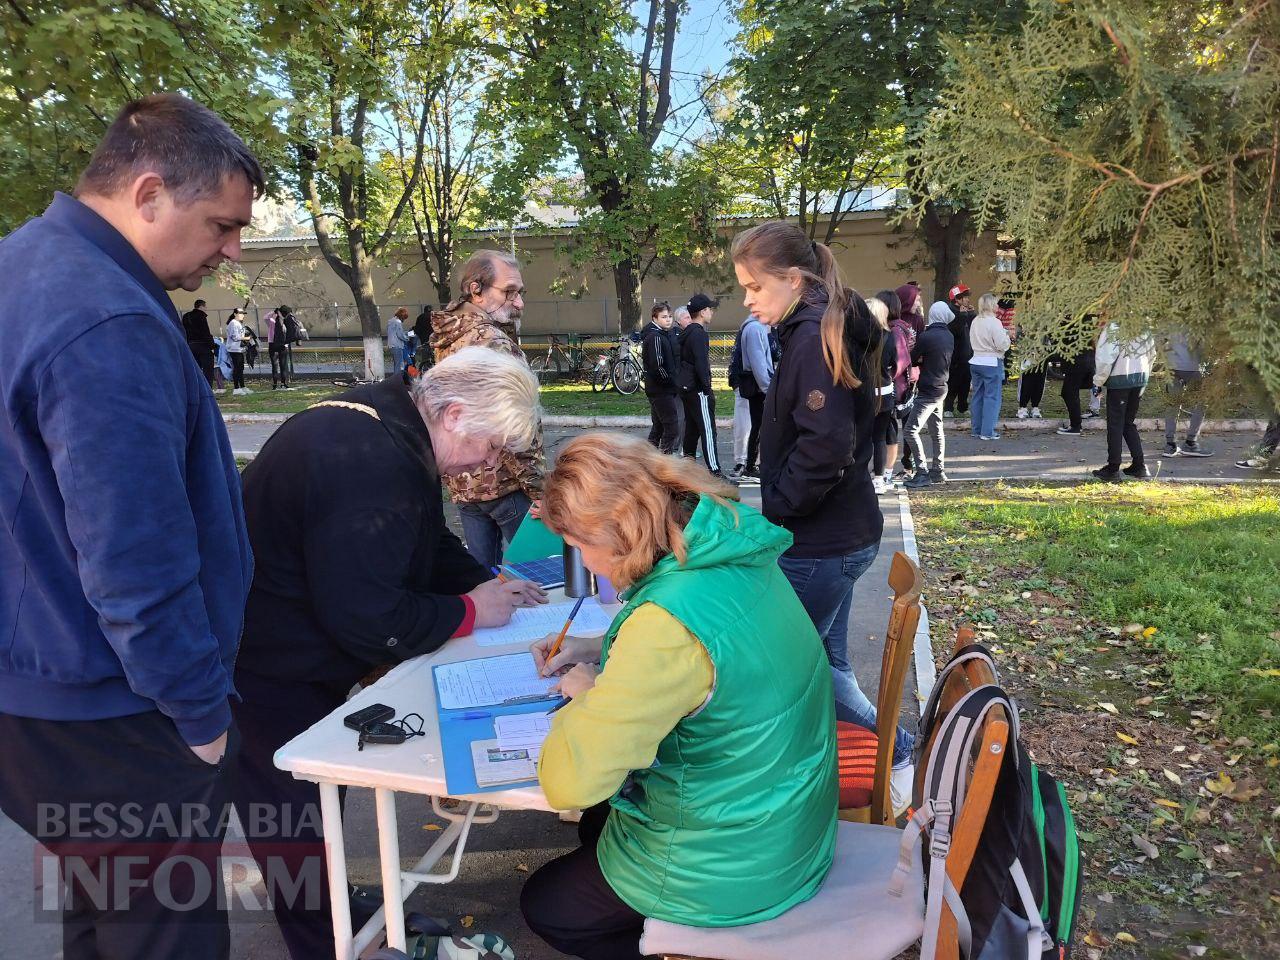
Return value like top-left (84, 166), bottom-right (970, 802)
top-left (678, 293), bottom-right (721, 474)
top-left (903, 302), bottom-right (956, 488)
top-left (642, 301), bottom-right (682, 453)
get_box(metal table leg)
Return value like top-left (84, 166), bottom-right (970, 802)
top-left (375, 787), bottom-right (407, 953)
top-left (319, 782), bottom-right (354, 960)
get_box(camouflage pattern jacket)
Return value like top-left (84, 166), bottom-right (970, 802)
top-left (429, 301), bottom-right (544, 504)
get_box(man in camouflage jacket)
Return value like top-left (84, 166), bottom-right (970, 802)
top-left (430, 250), bottom-right (543, 567)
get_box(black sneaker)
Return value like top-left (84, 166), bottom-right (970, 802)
top-left (1092, 467), bottom-right (1123, 482)
top-left (929, 469), bottom-right (949, 483)
top-left (1082, 410), bottom-right (1099, 420)
top-left (1163, 442), bottom-right (1179, 457)
top-left (904, 472), bottom-right (933, 489)
top-left (1179, 440), bottom-right (1213, 457)
top-left (728, 463), bottom-right (746, 480)
top-left (1122, 463), bottom-right (1153, 479)
top-left (1057, 425), bottom-right (1082, 435)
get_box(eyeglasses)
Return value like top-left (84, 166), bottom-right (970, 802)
top-left (498, 286), bottom-right (525, 303)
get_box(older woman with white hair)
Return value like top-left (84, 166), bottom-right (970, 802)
top-left (230, 346), bottom-right (547, 958)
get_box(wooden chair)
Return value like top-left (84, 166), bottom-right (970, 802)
top-left (837, 551), bottom-right (924, 825)
top-left (643, 627), bottom-right (1010, 960)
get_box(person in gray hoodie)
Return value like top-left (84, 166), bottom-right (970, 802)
top-left (1092, 323), bottom-right (1156, 481)
top-left (1163, 332), bottom-right (1212, 457)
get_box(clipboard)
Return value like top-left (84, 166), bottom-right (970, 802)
top-left (432, 657), bottom-right (559, 795)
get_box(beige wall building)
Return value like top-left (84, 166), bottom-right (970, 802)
top-left (172, 211), bottom-right (1001, 339)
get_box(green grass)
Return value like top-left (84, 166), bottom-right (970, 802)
top-left (215, 379), bottom-right (344, 414)
top-left (912, 482), bottom-right (1280, 744)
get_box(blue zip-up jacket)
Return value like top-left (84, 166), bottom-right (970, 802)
top-left (0, 193), bottom-right (253, 745)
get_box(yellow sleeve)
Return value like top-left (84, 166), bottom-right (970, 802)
top-left (537, 602), bottom-right (714, 811)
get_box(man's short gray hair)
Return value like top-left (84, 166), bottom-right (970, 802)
top-left (411, 346), bottom-right (541, 452)
top-left (673, 306), bottom-right (690, 325)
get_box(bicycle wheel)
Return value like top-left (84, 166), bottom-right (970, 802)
top-left (589, 360), bottom-right (612, 392)
top-left (612, 357), bottom-right (642, 395)
top-left (530, 355), bottom-right (562, 383)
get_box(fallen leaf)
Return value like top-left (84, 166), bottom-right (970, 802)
top-left (1154, 798), bottom-right (1182, 809)
top-left (1097, 702), bottom-right (1119, 715)
top-left (1188, 948), bottom-right (1207, 958)
top-left (1132, 834), bottom-right (1160, 859)
top-left (515, 862), bottom-right (529, 873)
top-left (422, 823), bottom-right (443, 832)
top-left (1117, 731), bottom-right (1140, 745)
top-left (461, 915), bottom-right (475, 929)
top-left (1141, 627), bottom-right (1158, 639)
top-left (1162, 769), bottom-right (1182, 785)
top-left (1242, 668), bottom-right (1280, 677)
top-left (1114, 932), bottom-right (1138, 944)
top-left (1083, 930), bottom-right (1108, 948)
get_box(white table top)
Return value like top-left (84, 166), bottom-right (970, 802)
top-left (273, 589), bottom-right (619, 813)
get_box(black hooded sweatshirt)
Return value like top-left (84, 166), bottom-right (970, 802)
top-left (759, 293), bottom-right (884, 558)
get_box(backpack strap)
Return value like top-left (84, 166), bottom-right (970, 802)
top-left (916, 645), bottom-right (1000, 762)
top-left (1009, 859), bottom-right (1052, 959)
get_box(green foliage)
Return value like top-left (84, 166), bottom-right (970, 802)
top-left (486, 0), bottom-right (729, 329)
top-left (915, 0), bottom-right (1280, 404)
top-left (0, 0), bottom-right (283, 233)
top-left (723, 0), bottom-right (903, 241)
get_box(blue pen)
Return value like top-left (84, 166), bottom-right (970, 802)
top-left (452, 710), bottom-right (492, 721)
top-left (546, 697), bottom-right (570, 714)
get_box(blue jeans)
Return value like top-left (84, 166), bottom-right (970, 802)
top-left (969, 361), bottom-right (1003, 437)
top-left (779, 543), bottom-right (914, 765)
top-left (458, 490), bottom-right (532, 570)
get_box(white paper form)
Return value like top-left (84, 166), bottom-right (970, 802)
top-left (470, 738), bottom-right (536, 786)
top-left (475, 598), bottom-right (615, 647)
top-left (434, 653), bottom-right (558, 710)
top-left (494, 713), bottom-right (553, 763)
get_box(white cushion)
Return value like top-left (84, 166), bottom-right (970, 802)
top-left (640, 821), bottom-right (924, 960)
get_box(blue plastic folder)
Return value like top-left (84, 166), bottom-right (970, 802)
top-left (503, 513), bottom-right (564, 565)
top-left (433, 659), bottom-right (559, 795)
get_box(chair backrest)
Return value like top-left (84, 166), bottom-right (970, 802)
top-left (866, 551), bottom-right (924, 824)
top-left (919, 627), bottom-right (1010, 960)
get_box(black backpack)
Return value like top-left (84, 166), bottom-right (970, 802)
top-left (892, 645), bottom-right (1083, 960)
top-left (727, 330), bottom-right (745, 389)
top-left (282, 312), bottom-right (301, 344)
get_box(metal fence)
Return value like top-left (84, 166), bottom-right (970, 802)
top-left (206, 299), bottom-right (737, 377)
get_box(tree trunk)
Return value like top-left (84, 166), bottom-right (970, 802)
top-left (921, 202), bottom-right (971, 305)
top-left (612, 257), bottom-right (642, 333)
top-left (352, 257), bottom-right (385, 380)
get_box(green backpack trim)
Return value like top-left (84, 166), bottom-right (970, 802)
top-left (1055, 779), bottom-right (1081, 946)
top-left (1030, 763), bottom-right (1050, 923)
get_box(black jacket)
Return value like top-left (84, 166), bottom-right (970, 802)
top-left (759, 295), bottom-right (884, 558)
top-left (911, 324), bottom-right (955, 401)
top-left (642, 321), bottom-right (679, 396)
top-left (677, 323), bottom-right (713, 394)
top-left (948, 309), bottom-right (975, 367)
top-left (181, 308), bottom-right (214, 346)
top-left (236, 376), bottom-right (490, 694)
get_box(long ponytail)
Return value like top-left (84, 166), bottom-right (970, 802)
top-left (731, 221), bottom-right (868, 389)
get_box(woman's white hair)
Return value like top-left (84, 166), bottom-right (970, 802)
top-left (866, 296), bottom-right (890, 331)
top-left (976, 293), bottom-right (999, 317)
top-left (411, 346), bottom-right (541, 452)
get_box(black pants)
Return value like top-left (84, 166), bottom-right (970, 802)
top-left (1019, 369), bottom-right (1046, 408)
top-left (0, 710), bottom-right (236, 960)
top-left (521, 803), bottom-right (653, 960)
top-left (230, 671), bottom-right (358, 960)
top-left (231, 352), bottom-right (246, 389)
top-left (646, 393), bottom-right (682, 455)
top-left (1106, 386), bottom-right (1145, 469)
top-left (190, 343), bottom-right (215, 386)
top-left (744, 391), bottom-right (765, 471)
top-left (872, 407), bottom-right (900, 475)
top-left (681, 390), bottom-right (720, 473)
top-left (269, 344), bottom-right (289, 387)
top-left (1262, 416), bottom-right (1280, 456)
top-left (944, 363), bottom-right (970, 414)
top-left (1061, 365), bottom-right (1088, 430)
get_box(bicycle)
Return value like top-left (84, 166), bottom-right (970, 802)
top-left (609, 334), bottom-right (644, 395)
top-left (528, 333), bottom-right (594, 382)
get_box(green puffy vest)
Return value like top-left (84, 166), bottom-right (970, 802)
top-left (596, 495), bottom-right (837, 926)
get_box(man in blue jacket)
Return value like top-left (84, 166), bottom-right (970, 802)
top-left (0, 94), bottom-right (261, 959)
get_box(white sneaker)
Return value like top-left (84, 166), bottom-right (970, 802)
top-left (890, 762), bottom-right (914, 816)
top-left (1016, 407), bottom-right (1029, 419)
top-left (1031, 407), bottom-right (1043, 419)
top-left (872, 475), bottom-right (887, 495)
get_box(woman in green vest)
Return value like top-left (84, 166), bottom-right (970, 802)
top-left (520, 432), bottom-right (837, 960)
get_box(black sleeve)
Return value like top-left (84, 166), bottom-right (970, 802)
top-left (429, 523), bottom-right (492, 596)
top-left (762, 335), bottom-right (856, 519)
top-left (302, 499), bottom-right (469, 666)
top-left (694, 326), bottom-right (713, 393)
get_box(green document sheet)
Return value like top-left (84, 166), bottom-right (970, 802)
top-left (503, 513), bottom-right (564, 564)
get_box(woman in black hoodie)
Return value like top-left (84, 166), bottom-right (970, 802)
top-left (731, 221), bottom-right (914, 783)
